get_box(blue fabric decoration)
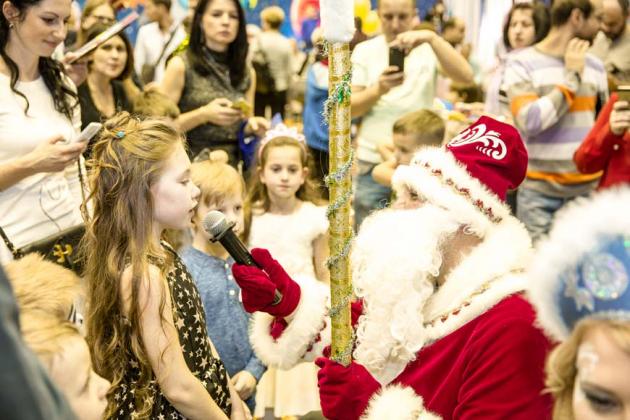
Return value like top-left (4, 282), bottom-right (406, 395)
top-left (238, 121), bottom-right (258, 170)
top-left (558, 234), bottom-right (630, 329)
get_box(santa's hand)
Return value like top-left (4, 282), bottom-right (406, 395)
top-left (231, 248), bottom-right (301, 317)
top-left (315, 356), bottom-right (381, 420)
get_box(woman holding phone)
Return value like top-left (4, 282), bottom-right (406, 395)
top-left (161, 0), bottom-right (267, 165)
top-left (574, 86), bottom-right (630, 189)
top-left (0, 0), bottom-right (86, 263)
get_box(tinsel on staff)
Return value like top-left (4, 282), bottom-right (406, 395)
top-left (320, 0), bottom-right (355, 366)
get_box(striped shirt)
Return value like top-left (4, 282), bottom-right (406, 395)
top-left (504, 46), bottom-right (608, 197)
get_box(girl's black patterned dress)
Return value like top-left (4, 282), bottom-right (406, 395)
top-left (111, 244), bottom-right (232, 419)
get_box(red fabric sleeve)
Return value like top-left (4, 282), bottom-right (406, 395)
top-left (351, 300), bottom-right (364, 327)
top-left (453, 316), bottom-right (553, 419)
top-left (575, 93), bottom-right (624, 174)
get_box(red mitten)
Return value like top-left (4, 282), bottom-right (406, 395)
top-left (231, 248), bottom-right (301, 317)
top-left (231, 263), bottom-right (277, 313)
top-left (315, 356), bottom-right (381, 420)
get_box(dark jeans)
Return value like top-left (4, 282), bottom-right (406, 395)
top-left (255, 90), bottom-right (287, 119)
top-left (516, 187), bottom-right (582, 243)
top-left (354, 160), bottom-right (391, 230)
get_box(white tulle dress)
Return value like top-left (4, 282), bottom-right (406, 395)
top-left (248, 201), bottom-right (328, 418)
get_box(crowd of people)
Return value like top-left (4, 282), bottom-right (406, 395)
top-left (0, 0), bottom-right (629, 419)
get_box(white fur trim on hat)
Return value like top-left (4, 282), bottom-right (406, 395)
top-left (392, 147), bottom-right (512, 237)
top-left (249, 276), bottom-right (330, 369)
top-left (361, 385), bottom-right (442, 420)
top-left (527, 187), bottom-right (630, 342)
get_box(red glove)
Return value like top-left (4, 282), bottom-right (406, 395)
top-left (315, 354), bottom-right (381, 420)
top-left (231, 248), bottom-right (301, 317)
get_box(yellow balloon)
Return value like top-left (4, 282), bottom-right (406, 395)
top-left (363, 10), bottom-right (381, 35)
top-left (354, 0), bottom-right (369, 21)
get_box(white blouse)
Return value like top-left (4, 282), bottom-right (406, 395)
top-left (0, 72), bottom-right (84, 262)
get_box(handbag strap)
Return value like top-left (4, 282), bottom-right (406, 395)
top-left (77, 159), bottom-right (89, 222)
top-left (0, 158), bottom-right (88, 260)
top-left (0, 225), bottom-right (23, 259)
top-left (153, 24), bottom-right (181, 67)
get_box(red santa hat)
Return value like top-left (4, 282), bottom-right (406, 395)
top-left (392, 115), bottom-right (528, 235)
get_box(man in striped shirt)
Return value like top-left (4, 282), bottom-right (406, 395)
top-left (504, 0), bottom-right (608, 241)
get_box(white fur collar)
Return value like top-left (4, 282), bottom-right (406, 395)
top-left (356, 217), bottom-right (532, 384)
top-left (424, 217), bottom-right (531, 327)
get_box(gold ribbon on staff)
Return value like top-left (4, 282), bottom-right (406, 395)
top-left (325, 42), bottom-right (354, 366)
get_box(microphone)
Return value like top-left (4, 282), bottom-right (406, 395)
top-left (202, 210), bottom-right (282, 305)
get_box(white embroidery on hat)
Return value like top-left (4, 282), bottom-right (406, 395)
top-left (564, 268), bottom-right (595, 312)
top-left (448, 123), bottom-right (507, 160)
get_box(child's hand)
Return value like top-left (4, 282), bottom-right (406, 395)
top-left (231, 371), bottom-right (257, 400)
top-left (376, 140), bottom-right (394, 161)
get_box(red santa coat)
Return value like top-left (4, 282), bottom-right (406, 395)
top-left (250, 219), bottom-right (553, 419)
top-left (380, 295), bottom-right (552, 419)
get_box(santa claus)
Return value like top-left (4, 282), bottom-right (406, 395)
top-left (233, 116), bottom-right (553, 419)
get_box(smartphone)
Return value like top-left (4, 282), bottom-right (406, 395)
top-left (617, 85), bottom-right (630, 103)
top-left (73, 122), bottom-right (103, 144)
top-left (389, 47), bottom-right (405, 73)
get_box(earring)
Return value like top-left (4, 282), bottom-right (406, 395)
top-left (8, 22), bottom-right (14, 28)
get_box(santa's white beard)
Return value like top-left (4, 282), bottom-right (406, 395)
top-left (352, 205), bottom-right (461, 379)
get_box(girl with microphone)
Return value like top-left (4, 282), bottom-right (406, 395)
top-left (82, 112), bottom-right (247, 419)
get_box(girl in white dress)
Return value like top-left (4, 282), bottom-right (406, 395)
top-left (246, 125), bottom-right (328, 419)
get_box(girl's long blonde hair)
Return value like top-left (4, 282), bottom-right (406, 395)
top-left (82, 112), bottom-right (183, 418)
top-left (245, 136), bottom-right (323, 224)
top-left (545, 319), bottom-right (630, 419)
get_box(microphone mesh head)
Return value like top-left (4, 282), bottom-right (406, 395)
top-left (202, 210), bottom-right (229, 239)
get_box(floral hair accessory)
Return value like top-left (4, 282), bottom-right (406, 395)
top-left (116, 130), bottom-right (125, 139)
top-left (257, 124), bottom-right (306, 159)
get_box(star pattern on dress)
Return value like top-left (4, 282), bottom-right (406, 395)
top-left (175, 316), bottom-right (185, 330)
top-left (109, 246), bottom-right (232, 419)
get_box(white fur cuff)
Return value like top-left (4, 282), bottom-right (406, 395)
top-left (249, 276), bottom-right (330, 369)
top-left (361, 385), bottom-right (442, 420)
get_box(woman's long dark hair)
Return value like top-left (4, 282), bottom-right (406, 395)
top-left (188, 0), bottom-right (249, 88)
top-left (0, 0), bottom-right (78, 121)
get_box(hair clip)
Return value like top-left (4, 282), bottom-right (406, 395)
top-left (116, 130), bottom-right (125, 139)
top-left (258, 123), bottom-right (306, 159)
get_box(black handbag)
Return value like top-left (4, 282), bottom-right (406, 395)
top-left (1, 224), bottom-right (86, 273)
top-left (0, 161), bottom-right (87, 275)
